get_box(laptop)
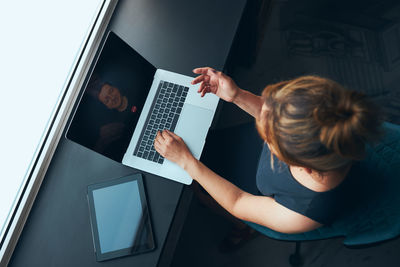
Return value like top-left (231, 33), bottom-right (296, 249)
top-left (66, 31), bottom-right (218, 185)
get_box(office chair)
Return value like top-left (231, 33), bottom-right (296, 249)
top-left (245, 122), bottom-right (400, 266)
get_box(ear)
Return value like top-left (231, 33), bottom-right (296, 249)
top-left (304, 167), bottom-right (313, 174)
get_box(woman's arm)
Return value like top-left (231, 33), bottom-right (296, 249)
top-left (192, 67), bottom-right (264, 120)
top-left (154, 130), bottom-right (322, 234)
top-left (232, 88), bottom-right (264, 120)
top-left (183, 156), bottom-right (322, 234)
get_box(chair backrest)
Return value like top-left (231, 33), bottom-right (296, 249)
top-left (336, 122), bottom-right (400, 246)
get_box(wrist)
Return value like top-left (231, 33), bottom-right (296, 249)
top-left (232, 88), bottom-right (243, 104)
top-left (181, 153), bottom-right (197, 172)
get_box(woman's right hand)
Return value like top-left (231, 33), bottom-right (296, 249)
top-left (192, 67), bottom-right (240, 103)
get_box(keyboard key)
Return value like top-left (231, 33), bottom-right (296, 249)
top-left (177, 86), bottom-right (183, 96)
top-left (171, 114), bottom-right (179, 131)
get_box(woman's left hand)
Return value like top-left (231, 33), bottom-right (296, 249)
top-left (154, 130), bottom-right (194, 168)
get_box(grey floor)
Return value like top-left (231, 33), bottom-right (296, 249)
top-left (171, 1), bottom-right (400, 266)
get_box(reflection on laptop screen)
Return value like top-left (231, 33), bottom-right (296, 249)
top-left (67, 32), bottom-right (156, 162)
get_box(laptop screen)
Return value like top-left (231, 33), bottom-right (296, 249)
top-left (67, 32), bottom-right (156, 162)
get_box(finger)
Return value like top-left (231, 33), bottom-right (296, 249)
top-left (154, 137), bottom-right (165, 150)
top-left (200, 84), bottom-right (212, 97)
top-left (165, 130), bottom-right (182, 140)
top-left (156, 130), bottom-right (164, 142)
top-left (199, 80), bottom-right (211, 92)
top-left (154, 137), bottom-right (162, 146)
top-left (193, 67), bottom-right (212, 75)
top-left (191, 74), bottom-right (207, 85)
top-left (192, 74), bottom-right (211, 85)
top-left (155, 131), bottom-right (164, 140)
top-left (198, 82), bottom-right (207, 94)
top-left (161, 130), bottom-right (174, 142)
top-left (154, 142), bottom-right (163, 155)
top-left (210, 69), bottom-right (218, 74)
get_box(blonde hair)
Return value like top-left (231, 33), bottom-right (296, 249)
top-left (256, 76), bottom-right (382, 172)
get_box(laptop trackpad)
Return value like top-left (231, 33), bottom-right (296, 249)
top-left (174, 104), bottom-right (213, 159)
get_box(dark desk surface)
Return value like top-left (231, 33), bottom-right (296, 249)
top-left (9, 0), bottom-right (245, 266)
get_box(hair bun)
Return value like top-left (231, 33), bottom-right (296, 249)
top-left (334, 105), bottom-right (355, 121)
top-left (314, 91), bottom-right (369, 159)
top-left (314, 91), bottom-right (359, 126)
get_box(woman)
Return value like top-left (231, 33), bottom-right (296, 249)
top-left (154, 67), bottom-right (382, 235)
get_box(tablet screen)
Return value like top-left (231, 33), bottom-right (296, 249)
top-left (87, 174), bottom-right (155, 261)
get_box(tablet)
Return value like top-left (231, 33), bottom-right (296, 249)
top-left (87, 173), bottom-right (155, 261)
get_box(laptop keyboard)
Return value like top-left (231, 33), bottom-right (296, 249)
top-left (133, 80), bottom-right (189, 164)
